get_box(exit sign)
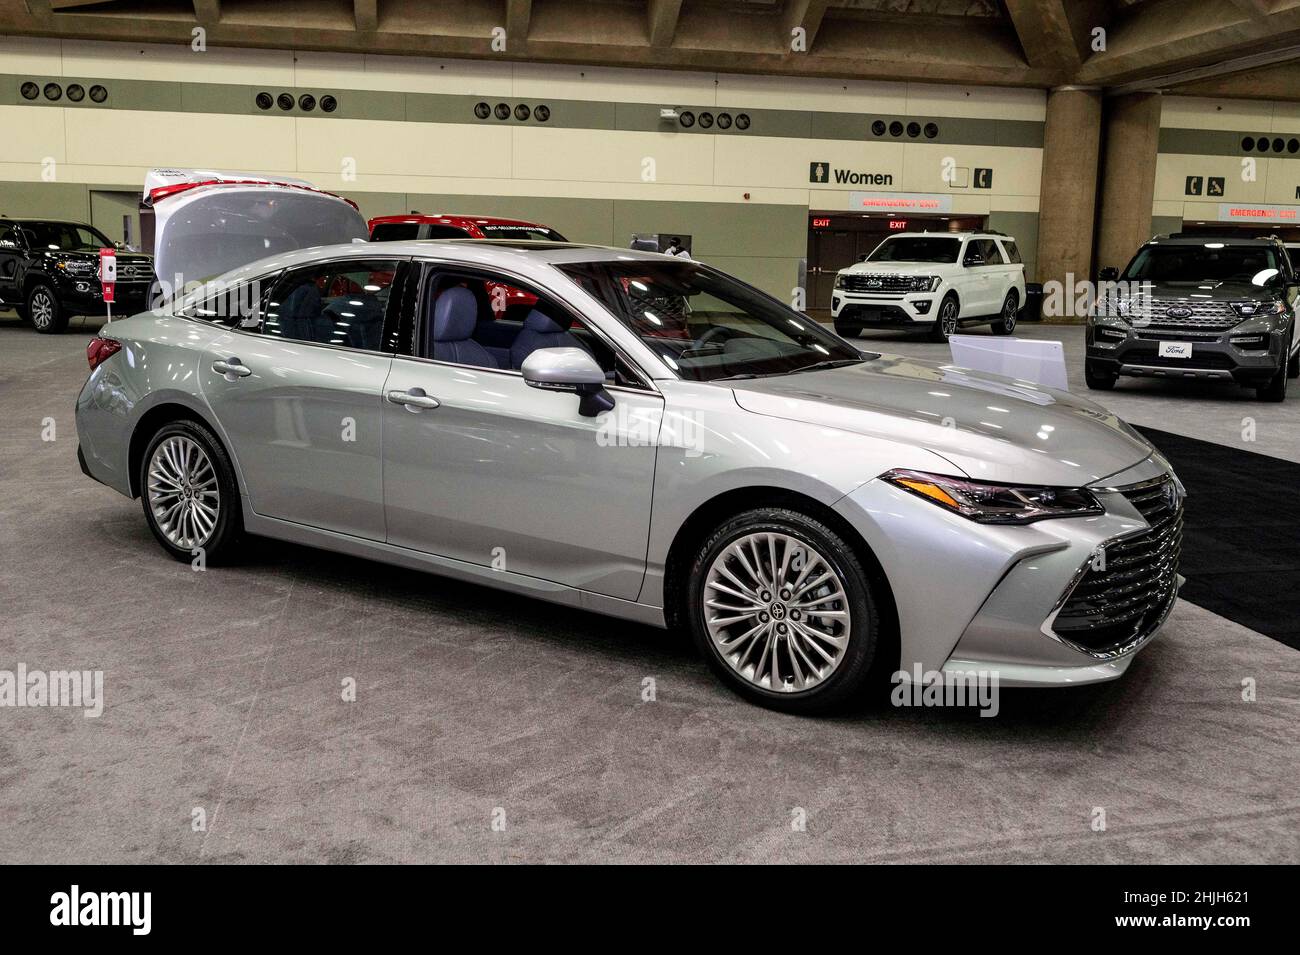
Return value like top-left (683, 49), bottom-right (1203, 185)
top-left (812, 217), bottom-right (831, 228)
top-left (889, 219), bottom-right (908, 230)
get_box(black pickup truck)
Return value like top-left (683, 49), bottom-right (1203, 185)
top-left (0, 218), bottom-right (155, 333)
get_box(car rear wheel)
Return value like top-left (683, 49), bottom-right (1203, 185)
top-left (28, 284), bottom-right (66, 334)
top-left (1288, 347), bottom-right (1299, 379)
top-left (930, 294), bottom-right (959, 343)
top-left (686, 507), bottom-right (881, 713)
top-left (139, 419), bottom-right (243, 563)
top-left (1085, 359), bottom-right (1117, 390)
top-left (991, 290), bottom-right (1018, 335)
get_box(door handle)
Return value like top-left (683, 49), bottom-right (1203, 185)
top-left (386, 388), bottom-right (440, 411)
top-left (212, 357), bottom-right (252, 379)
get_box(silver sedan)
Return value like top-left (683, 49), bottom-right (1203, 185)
top-left (76, 240), bottom-right (1183, 712)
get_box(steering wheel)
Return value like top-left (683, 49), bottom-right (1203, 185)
top-left (694, 325), bottom-right (738, 352)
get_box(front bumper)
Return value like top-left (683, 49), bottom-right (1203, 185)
top-left (834, 456), bottom-right (1180, 687)
top-left (1087, 321), bottom-right (1287, 385)
top-left (832, 291), bottom-right (936, 328)
top-left (55, 276), bottom-right (154, 317)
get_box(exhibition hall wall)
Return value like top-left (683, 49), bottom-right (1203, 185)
top-left (0, 36), bottom-right (1045, 295)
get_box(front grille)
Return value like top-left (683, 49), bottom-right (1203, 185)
top-left (1127, 297), bottom-right (1243, 331)
top-left (839, 272), bottom-right (922, 294)
top-left (1124, 351), bottom-right (1237, 370)
top-left (1051, 477), bottom-right (1182, 655)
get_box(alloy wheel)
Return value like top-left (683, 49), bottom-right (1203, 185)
top-left (30, 289), bottom-right (54, 330)
top-left (1001, 295), bottom-right (1017, 332)
top-left (147, 435), bottom-right (220, 550)
top-left (941, 300), bottom-right (958, 337)
top-left (703, 532), bottom-right (851, 693)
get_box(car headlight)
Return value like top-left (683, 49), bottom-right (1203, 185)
top-left (58, 259), bottom-right (95, 275)
top-left (910, 275), bottom-right (941, 292)
top-left (882, 469), bottom-right (1103, 524)
top-left (834, 274), bottom-right (847, 290)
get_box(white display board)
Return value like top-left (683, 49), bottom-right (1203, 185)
top-left (948, 335), bottom-right (1069, 392)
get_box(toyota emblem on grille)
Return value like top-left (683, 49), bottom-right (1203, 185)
top-left (1163, 480), bottom-right (1179, 510)
top-left (1165, 305), bottom-right (1193, 319)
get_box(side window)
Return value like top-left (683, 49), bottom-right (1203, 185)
top-left (265, 259), bottom-right (401, 351)
top-left (370, 222), bottom-right (420, 242)
top-left (425, 225), bottom-right (473, 239)
top-left (1000, 239), bottom-right (1022, 264)
top-left (977, 239), bottom-right (1004, 265)
top-left (177, 280), bottom-right (266, 328)
top-left (0, 225), bottom-right (21, 249)
top-left (419, 267), bottom-right (638, 385)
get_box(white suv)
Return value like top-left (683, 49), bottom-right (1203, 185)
top-left (831, 231), bottom-right (1027, 342)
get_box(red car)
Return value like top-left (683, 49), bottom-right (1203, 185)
top-left (369, 214), bottom-right (568, 317)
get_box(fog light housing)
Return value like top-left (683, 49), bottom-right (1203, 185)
top-left (832, 296), bottom-right (842, 310)
top-left (1098, 326), bottom-right (1128, 340)
top-left (912, 299), bottom-right (932, 314)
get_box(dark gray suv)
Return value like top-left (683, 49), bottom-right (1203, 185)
top-left (1087, 234), bottom-right (1300, 402)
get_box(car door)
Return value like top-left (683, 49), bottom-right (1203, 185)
top-left (0, 223), bottom-right (25, 306)
top-left (380, 261), bottom-right (665, 600)
top-left (197, 256), bottom-right (408, 541)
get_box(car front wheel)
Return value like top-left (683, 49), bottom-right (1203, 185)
top-left (686, 507), bottom-right (881, 713)
top-left (28, 284), bottom-right (66, 334)
top-left (930, 294), bottom-right (959, 342)
top-left (1085, 358), bottom-right (1117, 390)
top-left (1256, 362), bottom-right (1289, 402)
top-left (139, 419), bottom-right (244, 563)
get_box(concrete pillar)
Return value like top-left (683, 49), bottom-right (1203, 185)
top-left (1034, 87), bottom-right (1103, 309)
top-left (1095, 92), bottom-right (1162, 275)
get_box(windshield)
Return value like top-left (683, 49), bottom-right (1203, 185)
top-left (1124, 243), bottom-right (1283, 285)
top-left (867, 236), bottom-right (960, 264)
top-left (558, 260), bottom-right (864, 382)
top-left (23, 222), bottom-right (112, 252)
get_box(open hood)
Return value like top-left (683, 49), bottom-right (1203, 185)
top-left (143, 168), bottom-right (368, 293)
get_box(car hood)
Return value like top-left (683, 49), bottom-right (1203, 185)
top-left (730, 355), bottom-right (1154, 487)
top-left (1140, 278), bottom-right (1275, 301)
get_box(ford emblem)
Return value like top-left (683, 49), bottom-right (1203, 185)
top-left (1165, 305), bottom-right (1193, 319)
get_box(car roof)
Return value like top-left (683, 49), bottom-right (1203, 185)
top-left (207, 239), bottom-right (676, 286)
top-left (1148, 233), bottom-right (1283, 245)
top-left (3, 218), bottom-right (97, 228)
top-left (880, 231), bottom-right (1007, 240)
top-left (368, 214), bottom-right (556, 230)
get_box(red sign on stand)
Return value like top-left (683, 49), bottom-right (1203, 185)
top-left (98, 248), bottom-right (117, 315)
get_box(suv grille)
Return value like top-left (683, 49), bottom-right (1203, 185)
top-left (839, 273), bottom-right (919, 294)
top-left (1051, 477), bottom-right (1182, 655)
top-left (1127, 298), bottom-right (1243, 331)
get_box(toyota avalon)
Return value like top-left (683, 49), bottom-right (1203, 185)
top-left (76, 230), bottom-right (1183, 712)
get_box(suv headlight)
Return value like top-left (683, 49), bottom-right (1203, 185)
top-left (834, 274), bottom-right (847, 290)
top-left (58, 259), bottom-right (95, 275)
top-left (909, 275), bottom-right (941, 292)
top-left (882, 469), bottom-right (1103, 524)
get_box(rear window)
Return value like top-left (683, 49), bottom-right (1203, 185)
top-left (1000, 239), bottom-right (1022, 264)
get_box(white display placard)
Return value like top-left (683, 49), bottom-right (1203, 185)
top-left (948, 335), bottom-right (1069, 392)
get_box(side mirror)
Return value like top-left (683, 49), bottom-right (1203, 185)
top-left (521, 347), bottom-right (615, 417)
top-left (1098, 266), bottom-right (1120, 281)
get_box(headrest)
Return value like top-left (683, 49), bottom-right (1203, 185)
top-left (523, 309), bottom-right (566, 334)
top-left (433, 287), bottom-right (479, 342)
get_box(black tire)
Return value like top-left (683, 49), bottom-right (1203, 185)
top-left (834, 321), bottom-right (861, 339)
top-left (931, 294), bottom-right (959, 342)
top-left (1287, 346), bottom-right (1299, 379)
top-left (685, 507), bottom-right (882, 714)
top-left (991, 290), bottom-right (1018, 335)
top-left (27, 283), bottom-right (66, 333)
top-left (1256, 362), bottom-right (1288, 402)
top-left (138, 419), bottom-right (244, 563)
top-left (1085, 359), bottom-right (1117, 391)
